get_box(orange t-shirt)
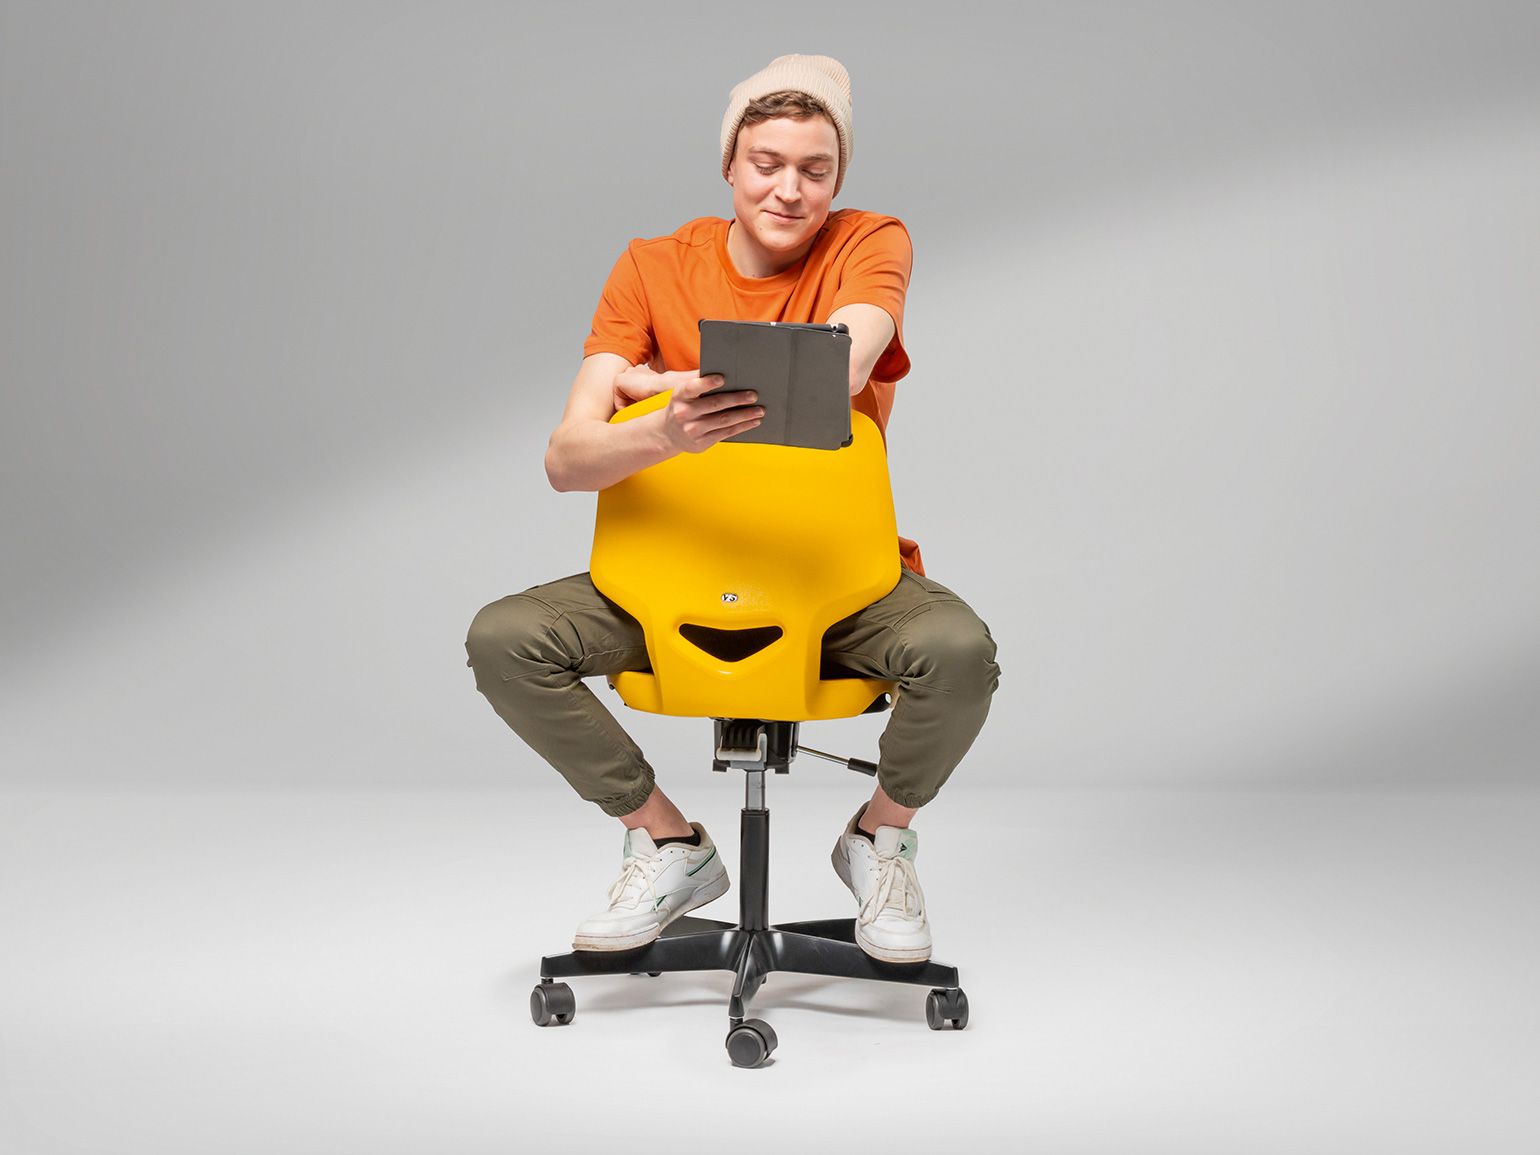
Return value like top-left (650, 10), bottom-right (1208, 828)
top-left (583, 208), bottom-right (925, 576)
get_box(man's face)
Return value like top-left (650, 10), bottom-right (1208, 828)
top-left (726, 114), bottom-right (840, 261)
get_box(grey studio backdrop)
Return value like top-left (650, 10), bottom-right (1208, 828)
top-left (2, 1), bottom-right (1537, 793)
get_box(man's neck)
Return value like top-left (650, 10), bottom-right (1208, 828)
top-left (726, 219), bottom-right (816, 279)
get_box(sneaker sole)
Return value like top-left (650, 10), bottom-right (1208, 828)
top-left (853, 923), bottom-right (932, 964)
top-left (571, 865), bottom-right (731, 953)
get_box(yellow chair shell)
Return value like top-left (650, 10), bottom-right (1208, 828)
top-left (592, 391), bottom-right (900, 721)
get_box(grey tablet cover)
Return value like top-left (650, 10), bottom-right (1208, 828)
top-left (698, 319), bottom-right (853, 450)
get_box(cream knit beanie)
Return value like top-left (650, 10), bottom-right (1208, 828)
top-left (720, 54), bottom-right (853, 198)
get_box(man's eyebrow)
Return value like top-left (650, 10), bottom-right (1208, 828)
top-left (747, 147), bottom-right (835, 163)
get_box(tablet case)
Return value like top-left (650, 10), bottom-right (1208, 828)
top-left (698, 319), bottom-right (853, 450)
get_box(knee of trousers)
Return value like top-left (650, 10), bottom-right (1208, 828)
top-left (464, 593), bottom-right (568, 677)
top-left (894, 604), bottom-right (1001, 696)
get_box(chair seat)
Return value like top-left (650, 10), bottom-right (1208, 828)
top-left (609, 665), bottom-right (890, 720)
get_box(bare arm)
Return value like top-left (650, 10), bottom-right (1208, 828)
top-left (544, 353), bottom-right (763, 492)
top-left (544, 354), bottom-right (670, 493)
top-left (827, 302), bottom-right (898, 396)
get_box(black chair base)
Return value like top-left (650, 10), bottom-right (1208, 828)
top-left (530, 720), bottom-right (969, 1065)
top-left (539, 911), bottom-right (959, 1020)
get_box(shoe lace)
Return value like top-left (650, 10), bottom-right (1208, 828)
top-left (858, 853), bottom-right (924, 926)
top-left (607, 855), bottom-right (659, 910)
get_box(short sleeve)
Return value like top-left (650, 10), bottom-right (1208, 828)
top-left (582, 242), bottom-right (655, 365)
top-left (830, 219), bottom-right (913, 382)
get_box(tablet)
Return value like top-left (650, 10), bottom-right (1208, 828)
top-left (698, 319), bottom-right (853, 450)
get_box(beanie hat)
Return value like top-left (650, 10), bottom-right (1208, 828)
top-left (720, 54), bottom-right (853, 198)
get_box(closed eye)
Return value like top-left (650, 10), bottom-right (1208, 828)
top-left (756, 165), bottom-right (829, 179)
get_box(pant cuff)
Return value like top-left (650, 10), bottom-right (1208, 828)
top-left (877, 781), bottom-right (936, 809)
top-left (599, 770), bottom-right (657, 818)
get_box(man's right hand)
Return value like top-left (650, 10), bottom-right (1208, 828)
top-left (656, 371), bottom-right (764, 454)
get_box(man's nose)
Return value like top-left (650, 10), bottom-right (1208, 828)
top-left (776, 170), bottom-right (801, 201)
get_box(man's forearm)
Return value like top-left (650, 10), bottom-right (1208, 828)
top-left (827, 302), bottom-right (898, 395)
top-left (545, 410), bottom-right (676, 492)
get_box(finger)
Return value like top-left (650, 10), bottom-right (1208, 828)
top-left (678, 382), bottom-right (754, 411)
top-left (699, 392), bottom-right (759, 416)
top-left (672, 371), bottom-right (721, 399)
top-left (692, 399), bottom-right (758, 429)
top-left (713, 407), bottom-right (765, 432)
top-left (711, 414), bottom-right (765, 443)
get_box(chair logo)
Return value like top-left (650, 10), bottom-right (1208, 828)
top-left (721, 592), bottom-right (738, 603)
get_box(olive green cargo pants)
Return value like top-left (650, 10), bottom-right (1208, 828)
top-left (464, 569), bottom-right (1000, 817)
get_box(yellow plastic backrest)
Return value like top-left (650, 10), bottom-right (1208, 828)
top-left (591, 391), bottom-right (900, 720)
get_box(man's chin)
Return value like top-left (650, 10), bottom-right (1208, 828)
top-left (758, 222), bottom-right (814, 248)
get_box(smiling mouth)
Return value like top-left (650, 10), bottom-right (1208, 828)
top-left (767, 210), bottom-right (801, 221)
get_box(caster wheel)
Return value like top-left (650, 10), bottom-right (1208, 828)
top-left (926, 987), bottom-right (968, 1030)
top-left (530, 981), bottom-right (576, 1026)
top-left (627, 971), bottom-right (662, 977)
top-left (725, 1018), bottom-right (778, 1067)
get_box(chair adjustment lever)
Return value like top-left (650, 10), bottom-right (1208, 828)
top-left (796, 744), bottom-right (877, 777)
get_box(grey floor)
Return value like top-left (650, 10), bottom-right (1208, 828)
top-left (1, 782), bottom-right (1536, 1154)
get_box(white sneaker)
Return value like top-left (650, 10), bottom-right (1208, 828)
top-left (571, 822), bottom-right (730, 952)
top-left (831, 805), bottom-right (932, 964)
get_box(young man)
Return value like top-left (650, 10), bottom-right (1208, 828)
top-left (465, 55), bottom-right (1000, 965)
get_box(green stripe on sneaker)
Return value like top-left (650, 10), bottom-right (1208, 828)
top-left (685, 847), bottom-right (717, 876)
